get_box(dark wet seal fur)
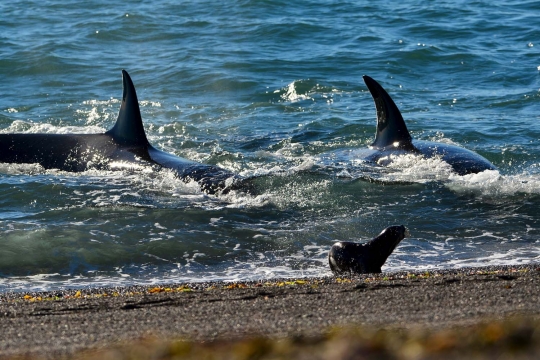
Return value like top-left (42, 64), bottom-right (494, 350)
top-left (328, 225), bottom-right (409, 275)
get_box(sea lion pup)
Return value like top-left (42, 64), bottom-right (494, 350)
top-left (328, 225), bottom-right (409, 274)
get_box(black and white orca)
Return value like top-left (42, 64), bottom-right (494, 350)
top-left (0, 70), bottom-right (245, 195)
top-left (324, 76), bottom-right (497, 176)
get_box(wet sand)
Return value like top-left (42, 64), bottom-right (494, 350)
top-left (1, 265), bottom-right (539, 358)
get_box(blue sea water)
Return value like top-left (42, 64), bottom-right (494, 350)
top-left (0, 0), bottom-right (539, 292)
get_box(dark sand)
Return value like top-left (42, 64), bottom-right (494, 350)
top-left (1, 265), bottom-right (540, 358)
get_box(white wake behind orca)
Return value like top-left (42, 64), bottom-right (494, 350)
top-left (0, 70), bottom-right (246, 195)
top-left (322, 76), bottom-right (497, 177)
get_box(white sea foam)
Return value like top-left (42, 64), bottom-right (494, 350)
top-left (0, 120), bottom-right (105, 134)
top-left (276, 80), bottom-right (340, 104)
top-left (447, 170), bottom-right (540, 196)
top-left (0, 162), bottom-right (46, 175)
top-left (378, 153), bottom-right (455, 183)
top-left (317, 149), bottom-right (540, 198)
top-left (280, 81), bottom-right (313, 103)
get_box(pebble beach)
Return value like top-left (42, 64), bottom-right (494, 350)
top-left (1, 265), bottom-right (540, 359)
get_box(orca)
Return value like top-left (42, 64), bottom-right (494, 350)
top-left (0, 70), bottom-right (245, 195)
top-left (328, 225), bottom-right (409, 275)
top-left (324, 76), bottom-right (497, 176)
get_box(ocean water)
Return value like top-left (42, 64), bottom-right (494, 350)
top-left (1, 0), bottom-right (539, 292)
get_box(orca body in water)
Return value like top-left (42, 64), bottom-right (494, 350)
top-left (0, 70), bottom-right (245, 195)
top-left (323, 76), bottom-right (497, 176)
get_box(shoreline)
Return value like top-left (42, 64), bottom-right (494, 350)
top-left (1, 264), bottom-right (540, 358)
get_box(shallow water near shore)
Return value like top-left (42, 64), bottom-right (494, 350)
top-left (1, 0), bottom-right (540, 292)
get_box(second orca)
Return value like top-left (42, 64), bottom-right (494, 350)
top-left (322, 76), bottom-right (497, 176)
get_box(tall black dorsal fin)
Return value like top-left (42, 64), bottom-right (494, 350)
top-left (106, 70), bottom-right (149, 146)
top-left (363, 75), bottom-right (412, 149)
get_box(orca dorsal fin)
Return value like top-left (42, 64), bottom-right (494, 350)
top-left (363, 75), bottom-right (412, 149)
top-left (106, 70), bottom-right (149, 147)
